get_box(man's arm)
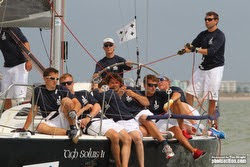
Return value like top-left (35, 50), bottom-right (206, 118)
top-left (126, 89), bottom-right (150, 107)
top-left (80, 103), bottom-right (101, 128)
top-left (23, 42), bottom-right (32, 71)
top-left (23, 105), bottom-right (38, 130)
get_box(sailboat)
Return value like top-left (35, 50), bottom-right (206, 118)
top-left (0, 1), bottom-right (220, 166)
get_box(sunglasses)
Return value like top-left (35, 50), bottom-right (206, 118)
top-left (104, 43), bottom-right (114, 48)
top-left (61, 81), bottom-right (73, 86)
top-left (46, 77), bottom-right (59, 81)
top-left (204, 18), bottom-right (215, 22)
top-left (159, 78), bottom-right (169, 82)
top-left (147, 83), bottom-right (158, 87)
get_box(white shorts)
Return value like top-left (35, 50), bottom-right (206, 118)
top-left (186, 66), bottom-right (224, 100)
top-left (1, 63), bottom-right (28, 99)
top-left (134, 109), bottom-right (154, 125)
top-left (41, 107), bottom-right (70, 130)
top-left (155, 115), bottom-right (179, 133)
top-left (86, 118), bottom-right (124, 136)
top-left (116, 119), bottom-right (142, 136)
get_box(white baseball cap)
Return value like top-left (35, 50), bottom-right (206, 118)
top-left (103, 38), bottom-right (114, 44)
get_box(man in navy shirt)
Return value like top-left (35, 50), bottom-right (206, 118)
top-left (105, 72), bottom-right (175, 159)
top-left (93, 38), bottom-right (132, 80)
top-left (23, 68), bottom-right (81, 144)
top-left (0, 27), bottom-right (32, 110)
top-left (181, 11), bottom-right (225, 128)
top-left (60, 73), bottom-right (131, 167)
top-left (142, 74), bottom-right (206, 160)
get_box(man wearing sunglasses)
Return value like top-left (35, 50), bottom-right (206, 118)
top-left (60, 73), bottom-right (132, 167)
top-left (158, 76), bottom-right (204, 136)
top-left (179, 11), bottom-right (225, 129)
top-left (93, 37), bottom-right (132, 79)
top-left (142, 74), bottom-right (206, 160)
top-left (105, 72), bottom-right (175, 160)
top-left (23, 68), bottom-right (81, 144)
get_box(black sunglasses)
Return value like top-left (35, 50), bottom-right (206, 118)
top-left (46, 77), bottom-right (59, 81)
top-left (61, 81), bottom-right (73, 86)
top-left (204, 18), bottom-right (215, 22)
top-left (104, 43), bottom-right (114, 47)
top-left (147, 83), bottom-right (158, 87)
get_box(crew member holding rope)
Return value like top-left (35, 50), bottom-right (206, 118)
top-left (0, 27), bottom-right (32, 110)
top-left (180, 11), bottom-right (225, 129)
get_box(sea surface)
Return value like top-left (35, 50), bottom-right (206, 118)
top-left (214, 99), bottom-right (250, 167)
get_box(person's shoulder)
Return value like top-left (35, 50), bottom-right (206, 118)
top-left (115, 55), bottom-right (126, 61)
top-left (75, 90), bottom-right (89, 95)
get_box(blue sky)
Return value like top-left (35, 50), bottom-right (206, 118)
top-left (1, 0), bottom-right (249, 83)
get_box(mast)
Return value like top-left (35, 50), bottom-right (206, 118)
top-left (51, 0), bottom-right (64, 75)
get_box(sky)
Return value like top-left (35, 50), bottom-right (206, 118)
top-left (1, 0), bottom-right (250, 84)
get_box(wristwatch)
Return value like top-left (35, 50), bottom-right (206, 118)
top-left (195, 47), bottom-right (200, 53)
top-left (86, 114), bottom-right (93, 120)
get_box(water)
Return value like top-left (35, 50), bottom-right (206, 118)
top-left (215, 99), bottom-right (250, 167)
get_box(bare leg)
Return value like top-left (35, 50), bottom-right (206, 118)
top-left (172, 99), bottom-right (185, 129)
top-left (105, 130), bottom-right (121, 167)
top-left (61, 97), bottom-right (75, 126)
top-left (209, 100), bottom-right (217, 128)
top-left (4, 99), bottom-right (12, 110)
top-left (139, 125), bottom-right (149, 137)
top-left (169, 126), bottom-right (195, 153)
top-left (119, 130), bottom-right (132, 167)
top-left (186, 93), bottom-right (194, 106)
top-left (37, 123), bottom-right (67, 135)
top-left (129, 131), bottom-right (144, 167)
top-left (139, 115), bottom-right (165, 142)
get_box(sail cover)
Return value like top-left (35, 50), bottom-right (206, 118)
top-left (0, 0), bottom-right (51, 28)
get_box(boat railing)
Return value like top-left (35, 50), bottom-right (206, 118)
top-left (0, 83), bottom-right (36, 132)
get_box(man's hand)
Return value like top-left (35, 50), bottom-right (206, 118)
top-left (80, 117), bottom-right (91, 128)
top-left (125, 61), bottom-right (133, 67)
top-left (25, 60), bottom-right (32, 71)
top-left (163, 99), bottom-right (174, 111)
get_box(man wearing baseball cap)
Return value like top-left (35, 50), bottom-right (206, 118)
top-left (93, 37), bottom-right (132, 79)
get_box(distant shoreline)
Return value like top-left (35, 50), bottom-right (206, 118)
top-left (219, 96), bottom-right (250, 100)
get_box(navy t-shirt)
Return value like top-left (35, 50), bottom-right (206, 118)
top-left (0, 27), bottom-right (28, 67)
top-left (33, 85), bottom-right (75, 118)
top-left (75, 90), bottom-right (98, 119)
top-left (192, 28), bottom-right (225, 70)
top-left (94, 55), bottom-right (132, 78)
top-left (141, 90), bottom-right (168, 115)
top-left (92, 89), bottom-right (135, 122)
top-left (169, 86), bottom-right (187, 103)
top-left (120, 87), bottom-right (145, 116)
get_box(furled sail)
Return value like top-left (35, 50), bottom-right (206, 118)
top-left (0, 0), bottom-right (51, 28)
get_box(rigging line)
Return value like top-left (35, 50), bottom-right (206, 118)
top-left (39, 28), bottom-right (51, 63)
top-left (121, 53), bottom-right (179, 75)
top-left (0, 0), bottom-right (8, 31)
top-left (145, 0), bottom-right (149, 64)
top-left (117, 0), bottom-right (132, 61)
top-left (49, 1), bottom-right (99, 66)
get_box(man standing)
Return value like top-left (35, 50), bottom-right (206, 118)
top-left (182, 11), bottom-right (225, 128)
top-left (93, 38), bottom-right (131, 79)
top-left (0, 27), bottom-right (32, 110)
